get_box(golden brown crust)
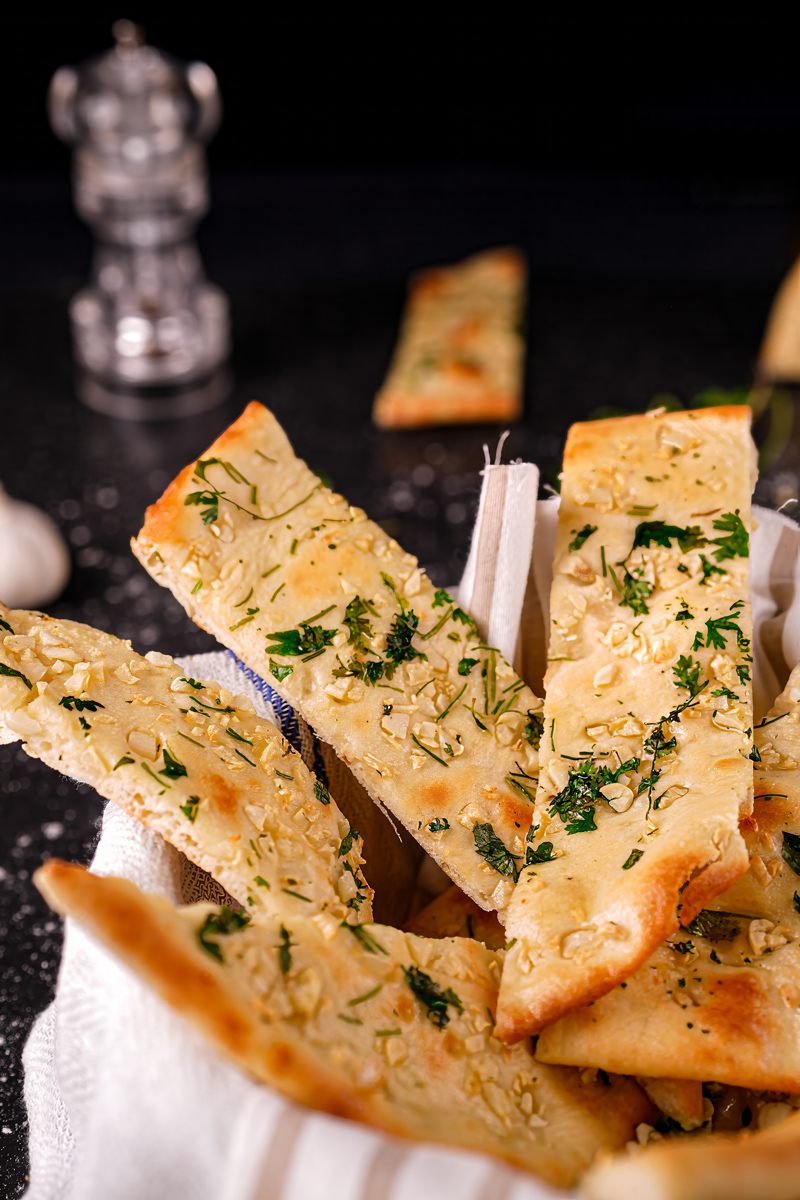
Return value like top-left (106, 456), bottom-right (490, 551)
top-left (372, 248), bottom-right (526, 430)
top-left (496, 407), bottom-right (755, 1041)
top-left (35, 860), bottom-right (654, 1188)
top-left (131, 402), bottom-right (544, 916)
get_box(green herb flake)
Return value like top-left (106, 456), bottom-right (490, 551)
top-left (608, 564), bottom-right (652, 616)
top-left (457, 656), bottom-right (479, 676)
top-left (404, 965), bottom-right (463, 1028)
top-left (427, 817), bottom-right (450, 832)
top-left (113, 755), bottom-right (134, 770)
top-left (673, 655), bottom-right (702, 694)
top-left (782, 832), bottom-right (800, 877)
top-left (269, 658), bottom-right (293, 682)
top-left (340, 828), bottom-right (360, 856)
top-left (159, 746), bottom-right (188, 780)
top-left (569, 524), bottom-right (598, 552)
top-left (180, 796), bottom-right (201, 823)
top-left (267, 624), bottom-right (337, 657)
top-left (197, 906), bottom-right (251, 963)
top-left (59, 695), bottom-right (105, 712)
top-left (278, 924), bottom-right (294, 973)
top-left (431, 588), bottom-right (453, 608)
top-left (628, 521), bottom-right (707, 556)
top-left (473, 822), bottom-right (520, 881)
top-left (254, 875), bottom-right (270, 889)
top-left (313, 780), bottom-right (331, 806)
top-left (342, 595), bottom-right (377, 652)
top-left (348, 984), bottom-right (383, 1006)
top-left (622, 848), bottom-right (644, 870)
top-left (0, 662), bottom-right (32, 689)
top-left (682, 910), bottom-right (750, 941)
top-left (709, 510), bottom-right (749, 561)
top-left (345, 924), bottom-right (387, 955)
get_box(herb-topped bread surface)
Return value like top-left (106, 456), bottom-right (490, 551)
top-left (496, 407), bottom-right (756, 1040)
top-left (34, 858), bottom-right (654, 1189)
top-left (0, 602), bottom-right (370, 925)
top-left (535, 659), bottom-right (800, 1090)
top-left (372, 247), bottom-right (526, 430)
top-left (132, 402), bottom-right (544, 916)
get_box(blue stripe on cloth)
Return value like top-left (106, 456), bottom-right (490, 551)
top-left (226, 652), bottom-right (330, 792)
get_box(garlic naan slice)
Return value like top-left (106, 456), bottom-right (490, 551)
top-left (35, 859), bottom-right (653, 1190)
top-left (497, 407), bottom-right (755, 1039)
top-left (132, 402), bottom-right (544, 916)
top-left (536, 660), bottom-right (800, 1090)
top-left (0, 603), bottom-right (370, 924)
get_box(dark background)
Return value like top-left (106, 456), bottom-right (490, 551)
top-left (2, 8), bottom-right (800, 1197)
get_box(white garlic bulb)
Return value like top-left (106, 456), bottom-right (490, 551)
top-left (0, 484), bottom-right (71, 608)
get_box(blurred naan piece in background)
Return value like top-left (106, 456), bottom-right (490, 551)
top-left (372, 248), bottom-right (526, 429)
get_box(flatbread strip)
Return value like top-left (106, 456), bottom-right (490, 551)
top-left (0, 603), bottom-right (371, 925)
top-left (372, 248), bottom-right (526, 429)
top-left (537, 659), bottom-right (800, 1091)
top-left (35, 859), bottom-right (653, 1189)
top-left (132, 401), bottom-right (544, 916)
top-left (496, 407), bottom-right (756, 1040)
top-left (582, 1108), bottom-right (800, 1200)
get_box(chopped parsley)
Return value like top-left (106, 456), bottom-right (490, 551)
top-left (608, 564), bottom-right (652, 616)
top-left (113, 755), bottom-right (134, 770)
top-left (694, 602), bottom-right (750, 653)
top-left (0, 616), bottom-right (13, 633)
top-left (549, 756), bottom-right (640, 834)
top-left (342, 595), bottom-right (377, 652)
top-left (266, 624), bottom-right (337, 657)
top-left (432, 588), bottom-right (453, 608)
top-left (682, 910), bottom-right (750, 941)
top-left (0, 663), bottom-right (31, 689)
top-left (404, 965), bottom-right (463, 1028)
top-left (344, 924), bottom-right (387, 955)
top-left (673, 655), bottom-right (702, 694)
top-left (313, 780), bottom-right (331, 805)
top-left (569, 524), bottom-right (597, 552)
top-left (159, 746), bottom-right (188, 780)
top-left (385, 609), bottom-right (427, 674)
top-left (58, 696), bottom-right (105, 712)
top-left (269, 658), bottom-right (293, 682)
top-left (622, 848), bottom-right (644, 870)
top-left (709, 510), bottom-right (748, 561)
top-left (428, 817), bottom-right (450, 832)
top-left (782, 832), bottom-right (800, 877)
top-left (179, 796), bottom-right (201, 823)
top-left (197, 906), bottom-right (251, 963)
top-left (525, 710), bottom-right (545, 748)
top-left (525, 829), bottom-right (555, 865)
top-left (699, 555), bottom-right (725, 585)
top-left (473, 821), bottom-right (520, 881)
top-left (457, 656), bottom-right (479, 676)
top-left (628, 521), bottom-right (707, 556)
top-left (278, 924), bottom-right (294, 973)
top-left (339, 827), bottom-right (360, 856)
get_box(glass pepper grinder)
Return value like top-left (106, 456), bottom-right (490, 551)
top-left (48, 20), bottom-right (231, 419)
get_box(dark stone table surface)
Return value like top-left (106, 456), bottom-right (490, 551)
top-left (0, 164), bottom-right (796, 1196)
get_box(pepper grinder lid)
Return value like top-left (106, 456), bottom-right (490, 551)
top-left (48, 20), bottom-right (221, 238)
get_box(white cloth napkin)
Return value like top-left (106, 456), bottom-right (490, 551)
top-left (21, 484), bottom-right (800, 1200)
